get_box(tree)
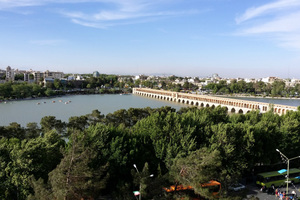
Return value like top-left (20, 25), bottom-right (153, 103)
top-left (5, 122), bottom-right (26, 139)
top-left (86, 109), bottom-right (104, 126)
top-left (135, 79), bottom-right (141, 87)
top-left (132, 162), bottom-right (155, 200)
top-left (278, 110), bottom-right (300, 157)
top-left (209, 122), bottom-right (251, 187)
top-left (12, 83), bottom-right (32, 98)
top-left (169, 148), bottom-right (222, 199)
top-left (25, 122), bottom-right (40, 138)
top-left (44, 88), bottom-right (54, 97)
top-left (0, 131), bottom-right (64, 200)
top-left (48, 131), bottom-right (109, 200)
top-left (67, 116), bottom-right (88, 131)
top-left (40, 116), bottom-right (66, 136)
top-left (53, 79), bottom-right (62, 90)
top-left (271, 81), bottom-right (285, 97)
top-left (133, 111), bottom-right (197, 169)
top-left (15, 73), bottom-right (24, 81)
top-left (0, 82), bottom-right (12, 99)
top-left (31, 84), bottom-right (43, 97)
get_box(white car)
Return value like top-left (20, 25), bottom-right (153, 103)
top-left (229, 183), bottom-right (246, 191)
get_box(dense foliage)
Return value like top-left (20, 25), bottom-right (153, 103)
top-left (1, 106), bottom-right (300, 199)
top-left (0, 74), bottom-right (127, 100)
top-left (205, 80), bottom-right (300, 97)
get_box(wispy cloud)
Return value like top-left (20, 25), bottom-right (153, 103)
top-left (236, 0), bottom-right (300, 50)
top-left (0, 0), bottom-right (198, 28)
top-left (60, 1), bottom-right (199, 28)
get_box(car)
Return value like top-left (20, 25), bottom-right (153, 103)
top-left (229, 183), bottom-right (246, 192)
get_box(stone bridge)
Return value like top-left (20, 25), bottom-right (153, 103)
top-left (133, 88), bottom-right (298, 115)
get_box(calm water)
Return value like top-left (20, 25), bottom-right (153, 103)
top-left (1, 94), bottom-right (300, 127)
top-left (0, 94), bottom-right (188, 127)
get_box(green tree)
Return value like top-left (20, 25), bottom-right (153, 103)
top-left (40, 116), bottom-right (66, 136)
top-left (132, 162), bottom-right (155, 200)
top-left (86, 109), bottom-right (104, 126)
top-left (14, 73), bottom-right (24, 81)
top-left (44, 88), bottom-right (54, 97)
top-left (53, 79), bottom-right (62, 90)
top-left (48, 131), bottom-right (109, 200)
top-left (271, 81), bottom-right (285, 97)
top-left (133, 111), bottom-right (197, 169)
top-left (67, 116), bottom-right (88, 131)
top-left (0, 82), bottom-right (13, 99)
top-left (169, 148), bottom-right (222, 199)
top-left (25, 122), bottom-right (40, 139)
top-left (5, 122), bottom-right (26, 139)
top-left (0, 131), bottom-right (64, 200)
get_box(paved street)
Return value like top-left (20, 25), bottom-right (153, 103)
top-left (245, 184), bottom-right (300, 200)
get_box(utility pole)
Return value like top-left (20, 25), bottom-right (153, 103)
top-left (276, 149), bottom-right (300, 195)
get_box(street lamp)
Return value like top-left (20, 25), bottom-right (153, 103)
top-left (133, 164), bottom-right (154, 200)
top-left (276, 149), bottom-right (300, 195)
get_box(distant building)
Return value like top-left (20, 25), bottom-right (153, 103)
top-left (43, 77), bottom-right (55, 85)
top-left (262, 77), bottom-right (278, 84)
top-left (30, 70), bottom-right (64, 83)
top-left (44, 70), bottom-right (64, 79)
top-left (93, 71), bottom-right (100, 77)
top-left (32, 71), bottom-right (44, 82)
top-left (134, 75), bottom-right (147, 80)
top-left (244, 78), bottom-right (256, 83)
top-left (6, 66), bottom-right (14, 81)
top-left (212, 73), bottom-right (221, 80)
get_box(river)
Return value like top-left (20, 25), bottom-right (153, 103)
top-left (1, 94), bottom-right (300, 127)
top-left (0, 94), bottom-right (188, 127)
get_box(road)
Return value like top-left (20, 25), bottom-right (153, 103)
top-left (245, 184), bottom-right (300, 200)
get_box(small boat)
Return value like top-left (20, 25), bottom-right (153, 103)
top-left (52, 101), bottom-right (55, 103)
top-left (37, 102), bottom-right (40, 105)
top-left (44, 102), bottom-right (46, 104)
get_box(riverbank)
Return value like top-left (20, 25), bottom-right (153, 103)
top-left (0, 88), bottom-right (131, 103)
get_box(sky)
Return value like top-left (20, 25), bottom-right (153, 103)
top-left (0, 0), bottom-right (300, 78)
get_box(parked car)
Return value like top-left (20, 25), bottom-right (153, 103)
top-left (229, 183), bottom-right (246, 192)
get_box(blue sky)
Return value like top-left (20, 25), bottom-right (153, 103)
top-left (0, 0), bottom-right (300, 78)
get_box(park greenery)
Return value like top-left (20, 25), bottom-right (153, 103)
top-left (2, 73), bottom-right (300, 100)
top-left (1, 106), bottom-right (300, 200)
top-left (136, 76), bottom-right (300, 97)
top-left (0, 74), bottom-right (132, 100)
top-left (204, 79), bottom-right (300, 97)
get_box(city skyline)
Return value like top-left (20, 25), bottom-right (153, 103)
top-left (0, 0), bottom-right (300, 78)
